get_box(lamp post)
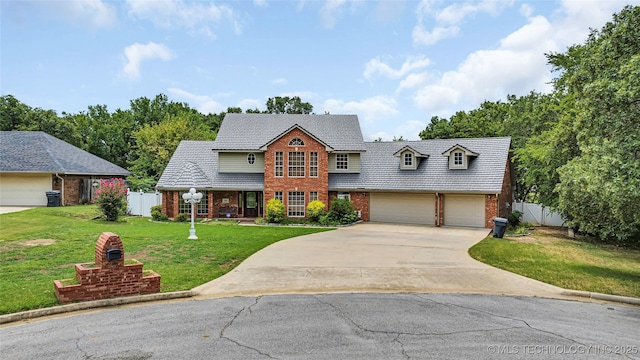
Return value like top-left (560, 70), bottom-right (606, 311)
top-left (182, 188), bottom-right (203, 239)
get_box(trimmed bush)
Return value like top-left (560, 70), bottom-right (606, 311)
top-left (266, 199), bottom-right (286, 223)
top-left (151, 205), bottom-right (167, 221)
top-left (175, 213), bottom-right (190, 222)
top-left (306, 200), bottom-right (326, 222)
top-left (328, 198), bottom-right (358, 225)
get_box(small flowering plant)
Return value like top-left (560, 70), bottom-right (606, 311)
top-left (95, 178), bottom-right (128, 221)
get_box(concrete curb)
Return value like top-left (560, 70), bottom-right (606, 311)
top-left (0, 291), bottom-right (193, 325)
top-left (560, 290), bottom-right (640, 306)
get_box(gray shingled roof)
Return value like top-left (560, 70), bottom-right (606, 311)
top-left (156, 140), bottom-right (264, 190)
top-left (212, 114), bottom-right (366, 152)
top-left (0, 131), bottom-right (130, 176)
top-left (158, 137), bottom-right (511, 193)
top-left (329, 137), bottom-right (512, 193)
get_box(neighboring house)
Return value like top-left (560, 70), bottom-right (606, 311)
top-left (156, 114), bottom-right (513, 228)
top-left (0, 131), bottom-right (131, 206)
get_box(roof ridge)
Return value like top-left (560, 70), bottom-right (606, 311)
top-left (39, 133), bottom-right (67, 172)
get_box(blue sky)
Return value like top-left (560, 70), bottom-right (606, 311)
top-left (2, 0), bottom-right (638, 140)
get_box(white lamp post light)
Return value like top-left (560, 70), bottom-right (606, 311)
top-left (182, 188), bottom-right (203, 239)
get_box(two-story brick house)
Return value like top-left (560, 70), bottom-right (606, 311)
top-left (156, 114), bottom-right (513, 228)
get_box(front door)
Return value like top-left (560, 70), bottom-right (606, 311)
top-left (245, 192), bottom-right (257, 217)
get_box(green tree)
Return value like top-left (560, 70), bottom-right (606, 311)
top-left (266, 96), bottom-right (313, 114)
top-left (129, 115), bottom-right (216, 181)
top-left (551, 6), bottom-right (640, 243)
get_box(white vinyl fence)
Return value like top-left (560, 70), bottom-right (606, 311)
top-left (127, 190), bottom-right (162, 217)
top-left (513, 201), bottom-right (567, 227)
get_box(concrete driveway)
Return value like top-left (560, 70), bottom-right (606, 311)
top-left (0, 207), bottom-right (33, 214)
top-left (194, 223), bottom-right (566, 299)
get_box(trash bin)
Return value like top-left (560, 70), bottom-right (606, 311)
top-left (46, 191), bottom-right (61, 207)
top-left (493, 217), bottom-right (508, 238)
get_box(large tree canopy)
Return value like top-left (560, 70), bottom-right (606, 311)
top-left (551, 6), bottom-right (640, 243)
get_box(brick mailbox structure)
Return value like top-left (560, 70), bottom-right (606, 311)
top-left (54, 232), bottom-right (160, 303)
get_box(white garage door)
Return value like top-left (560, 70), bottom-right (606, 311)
top-left (444, 194), bottom-right (485, 227)
top-left (0, 174), bottom-right (51, 206)
top-left (370, 193), bottom-right (434, 225)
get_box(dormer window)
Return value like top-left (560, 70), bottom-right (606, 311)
top-left (453, 152), bottom-right (463, 166)
top-left (289, 138), bottom-right (304, 146)
top-left (442, 144), bottom-right (479, 170)
top-left (404, 153), bottom-right (414, 167)
top-left (394, 146), bottom-right (427, 170)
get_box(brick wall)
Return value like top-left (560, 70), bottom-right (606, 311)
top-left (497, 156), bottom-right (514, 219)
top-left (264, 128), bottom-right (329, 217)
top-left (436, 193), bottom-right (444, 226)
top-left (484, 194), bottom-right (498, 228)
top-left (213, 191), bottom-right (240, 218)
top-left (54, 232), bottom-right (160, 303)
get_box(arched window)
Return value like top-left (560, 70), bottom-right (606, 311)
top-left (288, 138), bottom-right (305, 146)
top-left (247, 153), bottom-right (256, 165)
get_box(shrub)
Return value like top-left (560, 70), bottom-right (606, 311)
top-left (266, 199), bottom-right (286, 223)
top-left (95, 178), bottom-right (128, 221)
top-left (306, 200), bottom-right (326, 222)
top-left (328, 198), bottom-right (358, 225)
top-left (175, 213), bottom-right (190, 222)
top-left (508, 210), bottom-right (523, 227)
top-left (151, 205), bottom-right (167, 221)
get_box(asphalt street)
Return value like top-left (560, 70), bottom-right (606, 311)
top-left (2, 293), bottom-right (639, 360)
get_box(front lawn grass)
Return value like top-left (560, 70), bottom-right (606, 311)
top-left (0, 206), bottom-right (332, 315)
top-left (469, 227), bottom-right (640, 298)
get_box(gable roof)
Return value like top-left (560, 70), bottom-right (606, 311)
top-left (0, 131), bottom-right (130, 176)
top-left (156, 140), bottom-right (264, 190)
top-left (393, 145), bottom-right (429, 158)
top-left (211, 114), bottom-right (366, 152)
top-left (441, 144), bottom-right (480, 157)
top-left (329, 137), bottom-right (511, 193)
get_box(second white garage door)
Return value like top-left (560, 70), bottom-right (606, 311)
top-left (370, 192), bottom-right (434, 225)
top-left (444, 194), bottom-right (485, 227)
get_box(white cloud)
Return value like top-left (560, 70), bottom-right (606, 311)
top-left (253, 0), bottom-right (268, 7)
top-left (123, 42), bottom-right (175, 80)
top-left (322, 96), bottom-right (398, 123)
top-left (397, 72), bottom-right (432, 92)
top-left (319, 0), bottom-right (347, 29)
top-left (126, 0), bottom-right (240, 36)
top-left (412, 0), bottom-right (512, 46)
top-left (412, 14), bottom-right (557, 117)
top-left (46, 0), bottom-right (116, 28)
top-left (364, 55), bottom-right (431, 80)
top-left (238, 98), bottom-right (263, 111)
top-left (167, 88), bottom-right (224, 114)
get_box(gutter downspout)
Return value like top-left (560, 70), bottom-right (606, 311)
top-left (436, 193), bottom-right (440, 226)
top-left (55, 174), bottom-right (64, 206)
top-left (496, 193), bottom-right (500, 218)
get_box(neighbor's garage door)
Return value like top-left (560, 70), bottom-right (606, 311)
top-left (370, 193), bottom-right (434, 225)
top-left (0, 174), bottom-right (51, 206)
top-left (444, 194), bottom-right (485, 227)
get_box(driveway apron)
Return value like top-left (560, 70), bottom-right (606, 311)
top-left (193, 223), bottom-right (566, 299)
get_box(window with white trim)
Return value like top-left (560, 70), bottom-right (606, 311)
top-left (288, 151), bottom-right (305, 177)
top-left (454, 151), bottom-right (464, 166)
top-left (404, 153), bottom-right (413, 167)
top-left (247, 153), bottom-right (256, 165)
top-left (274, 191), bottom-right (283, 202)
top-left (275, 152), bottom-right (284, 177)
top-left (179, 191), bottom-right (208, 215)
top-left (336, 154), bottom-right (349, 170)
top-left (309, 152), bottom-right (318, 177)
top-left (309, 191), bottom-right (318, 202)
top-left (337, 192), bottom-right (350, 201)
top-left (289, 138), bottom-right (305, 146)
top-left (288, 191), bottom-right (305, 217)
